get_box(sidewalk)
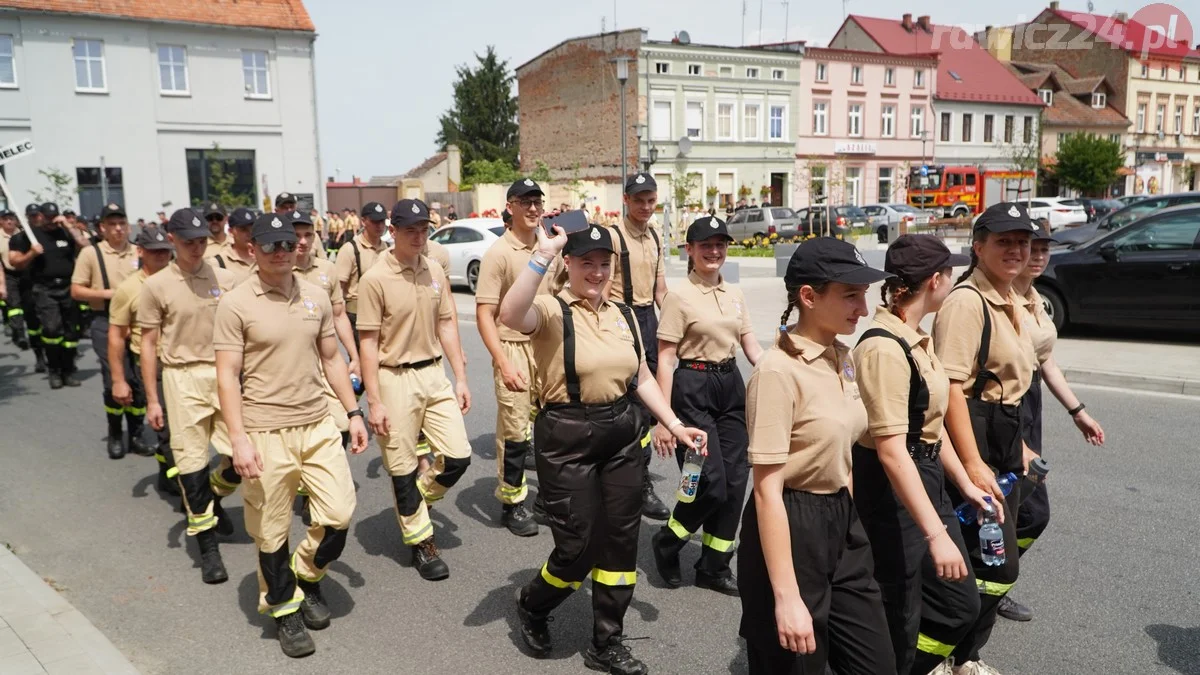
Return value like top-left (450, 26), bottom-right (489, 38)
top-left (0, 545), bottom-right (137, 674)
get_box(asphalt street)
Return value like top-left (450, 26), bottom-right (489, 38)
top-left (0, 314), bottom-right (1197, 674)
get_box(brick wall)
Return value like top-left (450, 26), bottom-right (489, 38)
top-left (517, 30), bottom-right (642, 181)
top-left (1009, 13), bottom-right (1132, 115)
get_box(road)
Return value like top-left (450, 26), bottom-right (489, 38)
top-left (0, 315), bottom-right (1196, 674)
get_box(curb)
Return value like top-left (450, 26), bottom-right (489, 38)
top-left (1060, 367), bottom-right (1200, 397)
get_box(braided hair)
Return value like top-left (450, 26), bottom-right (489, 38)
top-left (776, 282), bottom-right (829, 357)
top-left (955, 230), bottom-right (987, 284)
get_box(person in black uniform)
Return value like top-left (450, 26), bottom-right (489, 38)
top-left (500, 223), bottom-right (705, 674)
top-left (0, 209), bottom-right (29, 350)
top-left (8, 203), bottom-right (81, 389)
top-left (15, 205), bottom-right (48, 373)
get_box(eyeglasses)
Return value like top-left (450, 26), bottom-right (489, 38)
top-left (206, 215), bottom-right (224, 222)
top-left (259, 240), bottom-right (297, 254)
top-left (511, 199), bottom-right (544, 210)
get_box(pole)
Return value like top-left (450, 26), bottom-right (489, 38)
top-left (782, 1), bottom-right (790, 41)
top-left (614, 56), bottom-right (631, 222)
top-left (0, 173), bottom-right (35, 241)
top-left (100, 155), bottom-right (109, 205)
top-left (758, 0), bottom-right (764, 42)
top-left (921, 133), bottom-right (927, 216)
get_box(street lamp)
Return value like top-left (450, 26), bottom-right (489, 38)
top-left (613, 56), bottom-right (632, 219)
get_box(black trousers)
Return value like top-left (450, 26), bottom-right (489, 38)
top-left (4, 271), bottom-right (27, 341)
top-left (91, 316), bottom-right (147, 424)
top-left (131, 353), bottom-right (175, 479)
top-left (522, 396), bottom-right (645, 649)
top-left (1016, 370), bottom-right (1050, 555)
top-left (631, 304), bottom-right (657, 463)
top-left (346, 311), bottom-right (360, 351)
top-left (664, 366), bottom-right (749, 571)
top-left (19, 277), bottom-right (41, 352)
top-left (31, 283), bottom-right (80, 375)
top-left (853, 445), bottom-right (981, 674)
top-left (738, 488), bottom-right (895, 675)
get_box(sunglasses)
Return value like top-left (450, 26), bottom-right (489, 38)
top-left (510, 198), bottom-right (544, 210)
top-left (259, 240), bottom-right (297, 254)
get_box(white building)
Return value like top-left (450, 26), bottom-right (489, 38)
top-left (0, 0), bottom-right (322, 220)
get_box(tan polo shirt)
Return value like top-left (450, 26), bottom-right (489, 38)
top-left (657, 272), bottom-right (752, 362)
top-left (295, 255), bottom-right (344, 307)
top-left (335, 233), bottom-right (390, 314)
top-left (527, 289), bottom-right (644, 405)
top-left (213, 274), bottom-right (336, 432)
top-left (607, 216), bottom-right (664, 306)
top-left (207, 241), bottom-right (255, 284)
top-left (854, 307), bottom-right (949, 448)
top-left (109, 270), bottom-right (150, 356)
top-left (425, 239), bottom-right (451, 277)
top-left (139, 260), bottom-right (237, 367)
top-left (0, 230), bottom-right (14, 272)
top-left (1021, 287), bottom-right (1056, 366)
top-left (932, 269), bottom-right (1037, 406)
top-left (72, 240), bottom-right (138, 310)
top-left (476, 229), bottom-right (557, 343)
top-left (356, 253), bottom-right (452, 366)
top-left (746, 332), bottom-right (865, 494)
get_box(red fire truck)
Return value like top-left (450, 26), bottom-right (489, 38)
top-left (907, 165), bottom-right (1036, 218)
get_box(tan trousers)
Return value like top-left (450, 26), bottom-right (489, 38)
top-left (162, 363), bottom-right (236, 535)
top-left (493, 340), bottom-right (539, 504)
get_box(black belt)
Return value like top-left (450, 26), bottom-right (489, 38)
top-left (37, 277), bottom-right (70, 288)
top-left (678, 358), bottom-right (736, 373)
top-left (388, 356), bottom-right (441, 370)
top-left (542, 394), bottom-right (631, 414)
top-left (907, 440), bottom-right (942, 462)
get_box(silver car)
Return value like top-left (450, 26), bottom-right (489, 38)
top-left (863, 204), bottom-right (933, 242)
top-left (725, 207), bottom-right (804, 241)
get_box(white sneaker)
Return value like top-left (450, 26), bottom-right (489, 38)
top-left (927, 659), bottom-right (953, 675)
top-left (954, 660), bottom-right (1002, 675)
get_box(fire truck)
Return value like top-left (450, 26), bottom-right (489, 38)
top-left (907, 165), bottom-right (1036, 218)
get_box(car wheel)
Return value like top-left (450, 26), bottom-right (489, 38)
top-left (952, 206), bottom-right (970, 219)
top-left (876, 225), bottom-right (888, 244)
top-left (467, 260), bottom-right (480, 294)
top-left (1039, 285), bottom-right (1067, 331)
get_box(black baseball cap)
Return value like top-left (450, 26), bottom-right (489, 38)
top-left (885, 234), bottom-right (970, 284)
top-left (361, 202), bottom-right (387, 222)
top-left (625, 172), bottom-right (658, 195)
top-left (25, 204), bottom-right (39, 217)
top-left (974, 202), bottom-right (1039, 235)
top-left (563, 225), bottom-right (615, 257)
top-left (686, 216), bottom-right (733, 243)
top-left (39, 203), bottom-right (60, 219)
top-left (166, 208), bottom-right (210, 240)
top-left (507, 178), bottom-right (544, 200)
top-left (0, 209), bottom-right (15, 218)
top-left (204, 202), bottom-right (226, 218)
top-left (288, 210), bottom-right (314, 227)
top-left (134, 225), bottom-right (173, 250)
top-left (275, 192), bottom-right (297, 207)
top-left (228, 207), bottom-right (255, 228)
top-left (785, 238), bottom-right (893, 288)
top-left (391, 199), bottom-right (432, 228)
top-left (1032, 218), bottom-right (1053, 241)
top-left (100, 202), bottom-right (126, 219)
top-left (251, 212), bottom-right (297, 244)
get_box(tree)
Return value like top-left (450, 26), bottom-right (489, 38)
top-left (672, 170), bottom-right (700, 209)
top-left (436, 46), bottom-right (519, 169)
top-left (529, 160), bottom-right (552, 184)
top-left (27, 167), bottom-right (76, 206)
top-left (1054, 133), bottom-right (1124, 196)
top-left (198, 144), bottom-right (255, 208)
top-left (459, 158), bottom-right (520, 190)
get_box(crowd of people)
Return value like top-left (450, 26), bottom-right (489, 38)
top-left (0, 178), bottom-right (1105, 674)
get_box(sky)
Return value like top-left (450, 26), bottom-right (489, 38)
top-left (306, 0), bottom-right (1136, 180)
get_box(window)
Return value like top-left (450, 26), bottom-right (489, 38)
top-left (687, 63), bottom-right (702, 76)
top-left (914, 69), bottom-right (925, 87)
top-left (851, 65), bottom-right (863, 84)
top-left (1175, 105), bottom-right (1184, 134)
top-left (983, 114), bottom-right (994, 143)
top-left (881, 105), bottom-right (895, 137)
top-left (1114, 212), bottom-right (1200, 252)
top-left (73, 39), bottom-right (105, 91)
top-left (187, 148), bottom-right (257, 205)
top-left (884, 67), bottom-right (895, 86)
top-left (655, 62), bottom-right (670, 74)
top-left (719, 65), bottom-right (733, 78)
top-left (845, 167), bottom-right (862, 205)
top-left (157, 45), bottom-right (188, 94)
top-left (940, 112), bottom-right (952, 142)
top-left (242, 49), bottom-right (270, 98)
top-left (965, 173), bottom-right (977, 188)
top-left (1004, 115), bottom-right (1014, 143)
top-left (1161, 65), bottom-right (1168, 78)
top-left (0, 35), bottom-right (14, 87)
top-left (810, 165), bottom-right (827, 202)
top-left (962, 113), bottom-right (973, 142)
top-left (1156, 104), bottom-right (1165, 132)
top-left (769, 105), bottom-right (786, 140)
top-left (1057, 132), bottom-right (1069, 145)
top-left (1038, 88), bottom-right (1053, 106)
top-left (1137, 103), bottom-right (1147, 132)
top-left (911, 107), bottom-right (924, 137)
top-left (686, 101), bottom-right (704, 140)
top-left (746, 67), bottom-right (759, 79)
top-left (717, 102), bottom-right (735, 140)
top-left (1194, 108), bottom-right (1200, 135)
top-left (1109, 133), bottom-right (1121, 143)
top-left (744, 103), bottom-right (760, 140)
top-left (651, 100), bottom-right (672, 141)
top-left (447, 228), bottom-right (485, 244)
top-left (1091, 92), bottom-right (1106, 108)
top-left (1023, 115), bottom-right (1033, 143)
top-left (772, 68), bottom-right (785, 80)
top-left (878, 167), bottom-right (893, 202)
top-left (848, 104), bottom-right (863, 137)
top-left (75, 167), bottom-right (124, 219)
top-left (815, 62), bottom-right (827, 81)
top-left (718, 172), bottom-right (735, 209)
top-left (812, 102), bottom-right (827, 135)
top-left (1140, 63), bottom-right (1148, 77)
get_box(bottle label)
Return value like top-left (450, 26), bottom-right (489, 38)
top-left (982, 535), bottom-right (1005, 559)
top-left (679, 471), bottom-right (700, 498)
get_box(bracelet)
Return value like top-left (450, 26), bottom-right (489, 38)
top-left (924, 523), bottom-right (948, 542)
top-left (667, 418), bottom-right (684, 430)
top-left (1067, 403), bottom-right (1086, 417)
top-left (531, 253), bottom-right (553, 268)
top-left (346, 408), bottom-right (364, 420)
top-left (527, 260), bottom-right (548, 275)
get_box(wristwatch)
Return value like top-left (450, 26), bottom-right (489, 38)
top-left (346, 408), bottom-right (365, 420)
top-left (1067, 403), bottom-right (1085, 417)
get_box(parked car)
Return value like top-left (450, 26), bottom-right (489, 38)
top-left (863, 203), bottom-right (934, 242)
top-left (1053, 192), bottom-right (1200, 247)
top-left (725, 207), bottom-right (804, 241)
top-left (793, 206), bottom-right (853, 237)
top-left (1115, 195), bottom-right (1148, 207)
top-left (1034, 203), bottom-right (1200, 332)
top-left (1027, 197), bottom-right (1088, 230)
top-left (1073, 197), bottom-right (1124, 223)
top-left (428, 218), bottom-right (505, 293)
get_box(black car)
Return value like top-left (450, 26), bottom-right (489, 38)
top-left (793, 206), bottom-right (853, 237)
top-left (1053, 192), bottom-right (1200, 247)
top-left (1035, 203), bottom-right (1200, 332)
top-left (1073, 197), bottom-right (1123, 222)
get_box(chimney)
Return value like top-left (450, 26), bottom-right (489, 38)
top-left (917, 15), bottom-right (931, 32)
top-left (1114, 11), bottom-right (1128, 21)
top-left (1049, 1), bottom-right (1059, 9)
top-left (902, 13), bottom-right (913, 30)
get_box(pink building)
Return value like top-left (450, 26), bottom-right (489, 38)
top-left (795, 47), bottom-right (939, 208)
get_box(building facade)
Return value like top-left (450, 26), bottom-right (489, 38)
top-left (795, 47), bottom-right (938, 207)
top-left (0, 0), bottom-right (321, 220)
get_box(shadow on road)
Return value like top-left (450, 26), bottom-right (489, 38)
top-left (453, 476), bottom-right (507, 531)
top-left (0, 362), bottom-right (31, 402)
top-left (1145, 624), bottom-right (1200, 674)
top-left (727, 638), bottom-right (749, 674)
top-left (1059, 323), bottom-right (1200, 344)
top-left (463, 568), bottom-right (580, 663)
top-left (235, 569), bottom-right (359, 635)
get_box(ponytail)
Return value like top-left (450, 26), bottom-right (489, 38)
top-left (956, 231), bottom-right (986, 284)
top-left (776, 282), bottom-right (829, 358)
top-left (881, 277), bottom-right (918, 322)
top-left (686, 256), bottom-right (694, 273)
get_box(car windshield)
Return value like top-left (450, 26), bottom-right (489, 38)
top-left (489, 226), bottom-right (505, 237)
top-left (770, 208), bottom-right (795, 219)
top-left (837, 206), bottom-right (867, 217)
top-left (889, 204), bottom-right (918, 212)
top-left (1060, 199), bottom-right (1081, 206)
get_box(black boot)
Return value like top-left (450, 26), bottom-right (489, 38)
top-left (998, 595), bottom-right (1033, 622)
top-left (695, 547), bottom-right (739, 596)
top-left (128, 417), bottom-right (156, 457)
top-left (274, 612), bottom-right (316, 658)
top-left (212, 496), bottom-right (235, 536)
top-left (640, 470), bottom-right (669, 521)
top-left (196, 530), bottom-right (229, 584)
top-left (297, 579), bottom-right (331, 630)
top-left (584, 636), bottom-right (649, 675)
top-left (106, 414), bottom-right (125, 459)
top-left (412, 537), bottom-right (449, 581)
top-left (502, 502), bottom-right (539, 537)
top-left (33, 349), bottom-right (46, 373)
top-left (515, 587), bottom-right (553, 657)
top-left (48, 372), bottom-right (63, 389)
top-left (651, 526), bottom-right (687, 588)
top-left (63, 371), bottom-right (81, 387)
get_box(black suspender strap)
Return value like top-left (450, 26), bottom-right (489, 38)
top-left (649, 227), bottom-right (661, 298)
top-left (349, 239), bottom-right (362, 283)
top-left (214, 255), bottom-right (226, 269)
top-left (91, 243), bottom-right (110, 291)
top-left (858, 327), bottom-right (928, 446)
top-left (951, 285), bottom-right (1003, 402)
top-left (611, 227), bottom-right (635, 306)
top-left (614, 302), bottom-right (643, 362)
top-left (555, 297), bottom-right (583, 404)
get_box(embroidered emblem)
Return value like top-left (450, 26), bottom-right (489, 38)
top-left (319, 273), bottom-right (328, 283)
top-left (210, 287), bottom-right (221, 298)
top-left (411, 204), bottom-right (420, 214)
top-left (155, 233), bottom-right (164, 241)
top-left (635, 174), bottom-right (646, 184)
top-left (271, 217), bottom-right (282, 229)
top-left (191, 217), bottom-right (201, 227)
top-left (842, 360), bottom-right (856, 381)
top-left (108, 202), bottom-right (118, 209)
top-left (615, 317), bottom-right (630, 332)
top-left (431, 280), bottom-right (442, 294)
top-left (293, 211), bottom-right (301, 219)
top-left (375, 204), bottom-right (383, 213)
top-left (524, 179), bottom-right (534, 187)
top-left (302, 296), bottom-right (317, 316)
top-left (209, 203), bottom-right (218, 211)
top-left (590, 228), bottom-right (601, 240)
top-left (854, 249), bottom-right (867, 265)
top-left (1008, 205), bottom-right (1020, 218)
top-left (710, 220), bottom-right (719, 228)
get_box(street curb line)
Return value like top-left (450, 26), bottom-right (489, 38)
top-left (1061, 367), bottom-right (1200, 397)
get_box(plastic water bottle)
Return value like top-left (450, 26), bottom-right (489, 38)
top-left (979, 497), bottom-right (1006, 567)
top-left (955, 472), bottom-right (1019, 524)
top-left (1026, 457), bottom-right (1050, 486)
top-left (676, 440), bottom-right (705, 504)
top-left (349, 373), bottom-right (364, 397)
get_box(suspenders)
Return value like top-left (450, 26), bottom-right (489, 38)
top-left (213, 255), bottom-right (227, 269)
top-left (92, 242), bottom-right (111, 310)
top-left (611, 226), bottom-right (661, 307)
top-left (951, 285), bottom-right (1003, 402)
top-left (858, 328), bottom-right (929, 446)
top-left (349, 239), bottom-right (363, 283)
top-left (556, 297), bottom-right (643, 406)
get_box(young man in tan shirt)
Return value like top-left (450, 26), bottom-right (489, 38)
top-left (207, 208), bottom-right (256, 282)
top-left (334, 202), bottom-right (389, 345)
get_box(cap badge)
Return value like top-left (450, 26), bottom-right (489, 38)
top-left (523, 179), bottom-right (534, 187)
top-left (1008, 205), bottom-right (1020, 218)
top-left (411, 204), bottom-right (421, 214)
top-left (108, 203), bottom-right (118, 209)
top-left (635, 175), bottom-right (646, 184)
top-left (155, 233), bottom-right (164, 241)
top-left (710, 220), bottom-right (719, 228)
top-left (375, 204), bottom-right (383, 213)
top-left (293, 211), bottom-right (301, 219)
top-left (854, 249), bottom-right (867, 265)
top-left (590, 228), bottom-right (601, 241)
top-left (271, 217), bottom-right (283, 229)
top-left (210, 203), bottom-right (218, 210)
top-left (191, 217), bottom-right (201, 228)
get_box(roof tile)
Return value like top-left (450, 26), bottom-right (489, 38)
top-left (0, 0), bottom-right (314, 33)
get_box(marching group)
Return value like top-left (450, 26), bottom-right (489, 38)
top-left (0, 175), bottom-right (1104, 675)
